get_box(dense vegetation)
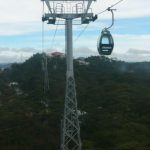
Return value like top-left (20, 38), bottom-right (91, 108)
top-left (0, 53), bottom-right (150, 150)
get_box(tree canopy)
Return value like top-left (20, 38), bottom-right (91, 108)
top-left (0, 54), bottom-right (150, 150)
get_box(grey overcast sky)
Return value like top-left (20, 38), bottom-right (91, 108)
top-left (0, 0), bottom-right (150, 63)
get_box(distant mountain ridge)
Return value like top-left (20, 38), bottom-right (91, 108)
top-left (0, 63), bottom-right (12, 69)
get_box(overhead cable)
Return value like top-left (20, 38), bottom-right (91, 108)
top-left (97, 0), bottom-right (125, 15)
top-left (74, 24), bottom-right (89, 42)
top-left (50, 20), bottom-right (59, 49)
top-left (75, 0), bottom-right (125, 42)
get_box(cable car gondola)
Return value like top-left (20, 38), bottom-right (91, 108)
top-left (97, 29), bottom-right (114, 55)
top-left (97, 8), bottom-right (115, 55)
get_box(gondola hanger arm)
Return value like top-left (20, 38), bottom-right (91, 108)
top-left (105, 8), bottom-right (116, 30)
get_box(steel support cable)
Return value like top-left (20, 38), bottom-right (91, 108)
top-left (42, 1), bottom-right (58, 51)
top-left (50, 0), bottom-right (65, 49)
top-left (74, 0), bottom-right (92, 42)
top-left (50, 20), bottom-right (60, 49)
top-left (74, 24), bottom-right (89, 42)
top-left (42, 1), bottom-right (50, 94)
top-left (42, 1), bottom-right (45, 52)
top-left (97, 0), bottom-right (125, 15)
top-left (42, 1), bottom-right (46, 73)
top-left (49, 1), bottom-right (65, 70)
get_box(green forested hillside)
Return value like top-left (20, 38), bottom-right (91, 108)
top-left (0, 54), bottom-right (150, 150)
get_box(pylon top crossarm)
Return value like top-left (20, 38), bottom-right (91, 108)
top-left (43, 12), bottom-right (93, 19)
top-left (42, 0), bottom-right (96, 14)
top-left (42, 0), bottom-right (97, 24)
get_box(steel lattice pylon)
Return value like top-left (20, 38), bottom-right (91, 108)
top-left (61, 76), bottom-right (81, 150)
top-left (41, 1), bottom-right (97, 149)
top-left (60, 19), bottom-right (81, 150)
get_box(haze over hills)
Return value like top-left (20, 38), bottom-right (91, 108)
top-left (0, 63), bottom-right (12, 69)
top-left (0, 53), bottom-right (150, 150)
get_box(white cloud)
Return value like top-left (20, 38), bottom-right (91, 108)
top-left (0, 21), bottom-right (65, 36)
top-left (0, 0), bottom-right (42, 23)
top-left (1, 46), bottom-right (150, 63)
top-left (0, 0), bottom-right (149, 36)
top-left (0, 22), bottom-right (41, 36)
top-left (113, 34), bottom-right (150, 53)
top-left (0, 47), bottom-right (39, 53)
top-left (0, 0), bottom-right (150, 62)
top-left (0, 0), bottom-right (150, 24)
top-left (74, 46), bottom-right (98, 57)
top-left (0, 47), bottom-right (10, 52)
top-left (111, 51), bottom-right (150, 62)
top-left (0, 47), bottom-right (41, 63)
top-left (127, 49), bottom-right (150, 55)
top-left (0, 54), bottom-right (20, 63)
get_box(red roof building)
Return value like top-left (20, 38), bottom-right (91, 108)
top-left (49, 52), bottom-right (65, 58)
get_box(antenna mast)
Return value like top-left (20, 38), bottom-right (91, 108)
top-left (41, 0), bottom-right (97, 149)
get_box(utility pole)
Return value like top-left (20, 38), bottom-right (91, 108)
top-left (41, 0), bottom-right (97, 149)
